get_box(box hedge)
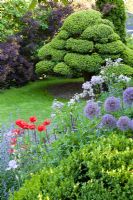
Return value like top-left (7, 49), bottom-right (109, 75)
top-left (11, 134), bottom-right (133, 200)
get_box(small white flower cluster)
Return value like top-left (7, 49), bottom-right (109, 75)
top-left (91, 75), bottom-right (104, 85)
top-left (6, 160), bottom-right (18, 170)
top-left (82, 81), bottom-right (91, 90)
top-left (52, 99), bottom-right (64, 110)
top-left (117, 75), bottom-right (131, 83)
top-left (105, 58), bottom-right (123, 67)
top-left (68, 75), bottom-right (105, 107)
top-left (100, 58), bottom-right (132, 85)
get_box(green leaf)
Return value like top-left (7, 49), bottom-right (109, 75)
top-left (28, 0), bottom-right (38, 10)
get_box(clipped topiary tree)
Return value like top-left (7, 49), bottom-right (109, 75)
top-left (36, 10), bottom-right (133, 80)
top-left (96, 0), bottom-right (126, 43)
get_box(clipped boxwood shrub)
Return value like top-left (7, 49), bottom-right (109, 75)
top-left (36, 61), bottom-right (55, 74)
top-left (96, 0), bottom-right (126, 43)
top-left (64, 53), bottom-right (104, 72)
top-left (38, 44), bottom-right (66, 62)
top-left (12, 134), bottom-right (133, 200)
top-left (95, 40), bottom-right (125, 54)
top-left (56, 30), bottom-right (70, 40)
top-left (61, 10), bottom-right (102, 35)
top-left (108, 33), bottom-right (120, 42)
top-left (81, 24), bottom-right (114, 43)
top-left (36, 10), bottom-right (133, 80)
top-left (122, 48), bottom-right (133, 67)
top-left (50, 38), bottom-right (66, 50)
top-left (54, 62), bottom-right (71, 75)
top-left (104, 64), bottom-right (133, 77)
top-left (66, 38), bottom-right (94, 53)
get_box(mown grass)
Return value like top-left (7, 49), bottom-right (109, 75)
top-left (0, 77), bottom-right (83, 126)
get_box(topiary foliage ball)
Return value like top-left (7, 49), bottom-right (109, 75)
top-left (36, 10), bottom-right (133, 80)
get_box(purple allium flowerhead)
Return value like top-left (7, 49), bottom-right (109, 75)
top-left (84, 101), bottom-right (100, 119)
top-left (101, 114), bottom-right (117, 128)
top-left (117, 116), bottom-right (131, 131)
top-left (104, 96), bottom-right (121, 112)
top-left (123, 87), bottom-right (133, 106)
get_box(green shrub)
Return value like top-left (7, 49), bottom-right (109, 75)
top-left (101, 54), bottom-right (121, 60)
top-left (56, 30), bottom-right (70, 40)
top-left (95, 40), bottom-right (126, 54)
top-left (64, 53), bottom-right (104, 72)
top-left (81, 24), bottom-right (114, 43)
top-left (38, 44), bottom-right (67, 62)
top-left (66, 38), bottom-right (94, 53)
top-left (12, 134), bottom-right (133, 200)
top-left (122, 48), bottom-right (133, 67)
top-left (100, 19), bottom-right (114, 28)
top-left (38, 43), bottom-right (52, 59)
top-left (104, 64), bottom-right (133, 77)
top-left (126, 36), bottom-right (133, 50)
top-left (36, 61), bottom-right (55, 74)
top-left (50, 38), bottom-right (66, 50)
top-left (108, 33), bottom-right (120, 42)
top-left (96, 0), bottom-right (126, 43)
top-left (54, 62), bottom-right (71, 75)
top-left (36, 10), bottom-right (133, 79)
top-left (61, 10), bottom-right (102, 35)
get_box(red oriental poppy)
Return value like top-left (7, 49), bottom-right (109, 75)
top-left (28, 124), bottom-right (36, 130)
top-left (21, 121), bottom-right (29, 129)
top-left (29, 116), bottom-right (37, 123)
top-left (16, 119), bottom-right (23, 126)
top-left (17, 120), bottom-right (29, 129)
top-left (38, 125), bottom-right (46, 132)
top-left (43, 119), bottom-right (51, 126)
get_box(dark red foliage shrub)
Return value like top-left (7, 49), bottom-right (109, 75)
top-left (0, 36), bottom-right (34, 89)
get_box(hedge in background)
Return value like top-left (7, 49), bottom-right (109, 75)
top-left (36, 10), bottom-right (133, 80)
top-left (96, 0), bottom-right (126, 43)
top-left (12, 134), bottom-right (133, 200)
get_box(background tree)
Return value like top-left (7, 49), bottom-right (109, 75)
top-left (29, 0), bottom-right (71, 10)
top-left (96, 0), bottom-right (126, 43)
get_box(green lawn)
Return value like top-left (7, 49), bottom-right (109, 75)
top-left (0, 77), bottom-right (83, 126)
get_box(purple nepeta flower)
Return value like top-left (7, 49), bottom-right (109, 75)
top-left (117, 116), bottom-right (131, 131)
top-left (101, 114), bottom-right (117, 128)
top-left (130, 120), bottom-right (133, 130)
top-left (84, 101), bottom-right (100, 119)
top-left (104, 96), bottom-right (121, 112)
top-left (123, 87), bottom-right (133, 106)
